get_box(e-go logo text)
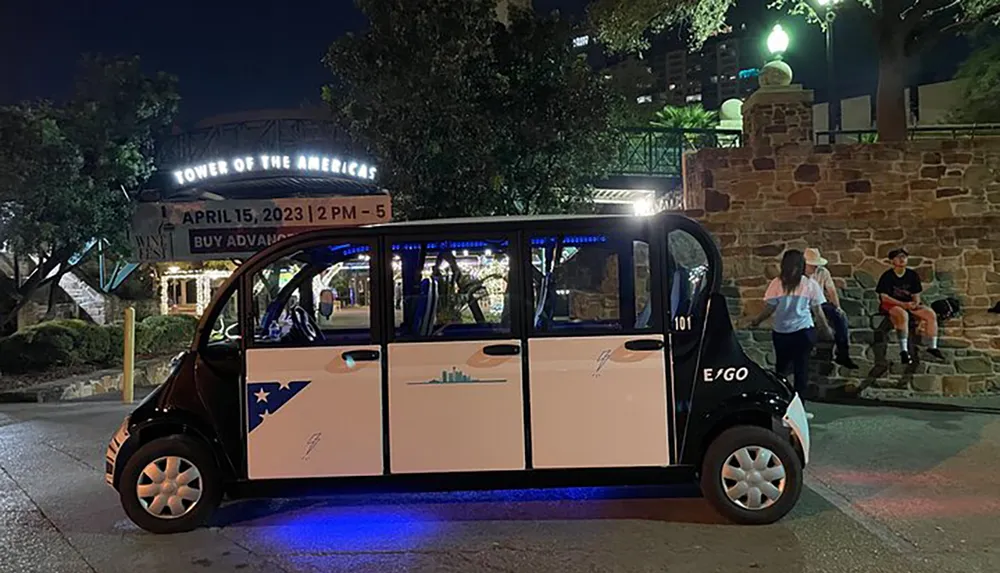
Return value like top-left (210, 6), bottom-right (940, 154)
top-left (703, 367), bottom-right (749, 383)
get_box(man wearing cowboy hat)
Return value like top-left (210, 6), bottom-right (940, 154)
top-left (805, 248), bottom-right (859, 369)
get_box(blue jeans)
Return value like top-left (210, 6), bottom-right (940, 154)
top-left (822, 302), bottom-right (850, 358)
top-left (772, 327), bottom-right (817, 397)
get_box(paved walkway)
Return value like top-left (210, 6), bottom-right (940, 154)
top-left (0, 400), bottom-right (998, 572)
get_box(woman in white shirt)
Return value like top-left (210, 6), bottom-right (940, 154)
top-left (746, 250), bottom-right (834, 407)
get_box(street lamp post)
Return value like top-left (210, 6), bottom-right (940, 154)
top-left (760, 24), bottom-right (794, 88)
top-left (816, 0), bottom-right (841, 140)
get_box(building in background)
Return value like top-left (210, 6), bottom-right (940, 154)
top-left (572, 26), bottom-right (762, 112)
top-left (653, 35), bottom-right (759, 109)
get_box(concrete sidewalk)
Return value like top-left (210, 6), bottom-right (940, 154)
top-left (1, 399), bottom-right (999, 571)
top-left (806, 401), bottom-right (1000, 572)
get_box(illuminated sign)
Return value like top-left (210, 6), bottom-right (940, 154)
top-left (130, 196), bottom-right (392, 262)
top-left (171, 153), bottom-right (377, 187)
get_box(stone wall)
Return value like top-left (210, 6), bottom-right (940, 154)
top-left (683, 90), bottom-right (1000, 397)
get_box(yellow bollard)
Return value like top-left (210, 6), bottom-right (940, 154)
top-left (122, 307), bottom-right (135, 404)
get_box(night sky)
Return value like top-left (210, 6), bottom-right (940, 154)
top-left (1, 0), bottom-right (967, 125)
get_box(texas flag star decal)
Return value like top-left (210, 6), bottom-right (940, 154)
top-left (246, 380), bottom-right (311, 432)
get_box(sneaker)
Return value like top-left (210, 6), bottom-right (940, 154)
top-left (834, 355), bottom-right (860, 369)
top-left (927, 348), bottom-right (945, 361)
top-left (900, 351), bottom-right (913, 365)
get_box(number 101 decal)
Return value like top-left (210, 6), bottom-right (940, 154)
top-left (703, 367), bottom-right (749, 383)
top-left (673, 315), bottom-right (693, 331)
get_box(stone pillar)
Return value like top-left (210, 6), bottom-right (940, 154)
top-left (742, 84), bottom-right (815, 150)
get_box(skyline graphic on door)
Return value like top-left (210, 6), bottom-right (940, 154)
top-left (407, 367), bottom-right (507, 386)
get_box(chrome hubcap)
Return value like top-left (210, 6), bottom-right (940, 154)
top-left (136, 456), bottom-right (202, 519)
top-left (721, 445), bottom-right (786, 510)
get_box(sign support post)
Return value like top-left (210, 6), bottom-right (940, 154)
top-left (123, 307), bottom-right (135, 404)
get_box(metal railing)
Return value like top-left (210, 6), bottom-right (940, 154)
top-left (610, 128), bottom-right (743, 179)
top-left (815, 123), bottom-right (1000, 145)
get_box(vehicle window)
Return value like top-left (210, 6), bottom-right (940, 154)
top-left (392, 238), bottom-right (511, 339)
top-left (668, 230), bottom-right (710, 332)
top-left (634, 240), bottom-right (653, 330)
top-left (530, 234), bottom-right (651, 334)
top-left (251, 242), bottom-right (372, 346)
top-left (208, 287), bottom-right (240, 344)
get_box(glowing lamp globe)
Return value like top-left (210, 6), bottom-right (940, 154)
top-left (767, 24), bottom-right (790, 56)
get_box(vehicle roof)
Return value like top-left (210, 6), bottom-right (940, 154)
top-left (367, 213), bottom-right (634, 228)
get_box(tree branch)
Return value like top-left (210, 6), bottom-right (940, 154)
top-left (941, 3), bottom-right (1000, 34)
top-left (908, 3), bottom-right (1000, 53)
top-left (901, 0), bottom-right (960, 31)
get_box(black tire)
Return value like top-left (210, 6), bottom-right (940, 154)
top-left (700, 425), bottom-right (803, 525)
top-left (119, 434), bottom-right (222, 534)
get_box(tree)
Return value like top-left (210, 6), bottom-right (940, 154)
top-left (588, 0), bottom-right (1000, 141)
top-left (0, 56), bottom-right (178, 328)
top-left (323, 0), bottom-right (620, 220)
top-left (650, 103), bottom-right (719, 129)
top-left (948, 35), bottom-right (1000, 123)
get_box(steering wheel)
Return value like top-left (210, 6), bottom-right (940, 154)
top-left (290, 306), bottom-right (326, 343)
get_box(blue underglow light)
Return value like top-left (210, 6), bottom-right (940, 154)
top-left (218, 485), bottom-right (691, 554)
top-left (531, 235), bottom-right (607, 246)
top-left (392, 240), bottom-right (509, 252)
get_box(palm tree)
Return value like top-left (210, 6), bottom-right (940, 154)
top-left (649, 104), bottom-right (720, 150)
top-left (650, 104), bottom-right (718, 130)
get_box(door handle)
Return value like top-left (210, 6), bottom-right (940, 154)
top-left (342, 349), bottom-right (380, 362)
top-left (482, 344), bottom-right (521, 356)
top-left (625, 339), bottom-right (664, 352)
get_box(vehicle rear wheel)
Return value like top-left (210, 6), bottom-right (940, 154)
top-left (700, 425), bottom-right (802, 525)
top-left (119, 435), bottom-right (222, 534)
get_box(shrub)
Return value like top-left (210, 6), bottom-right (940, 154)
top-left (0, 314), bottom-right (198, 376)
top-left (0, 320), bottom-right (82, 374)
top-left (138, 315), bottom-right (197, 356)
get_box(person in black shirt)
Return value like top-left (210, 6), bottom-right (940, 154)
top-left (876, 248), bottom-right (944, 364)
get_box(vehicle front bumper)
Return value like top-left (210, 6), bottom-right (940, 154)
top-left (782, 394), bottom-right (810, 466)
top-left (105, 416), bottom-right (130, 489)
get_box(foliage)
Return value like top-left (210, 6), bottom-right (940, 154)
top-left (587, 0), bottom-right (1000, 141)
top-left (136, 314), bottom-right (198, 356)
top-left (324, 0), bottom-right (620, 220)
top-left (0, 55), bottom-right (179, 326)
top-left (588, 0), bottom-right (735, 53)
top-left (0, 315), bottom-right (196, 375)
top-left (948, 36), bottom-right (1000, 124)
top-left (650, 104), bottom-right (718, 129)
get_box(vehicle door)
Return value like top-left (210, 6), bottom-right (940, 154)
top-left (525, 226), bottom-right (671, 469)
top-left (664, 218), bottom-right (732, 463)
top-left (385, 233), bottom-right (526, 474)
top-left (243, 238), bottom-right (385, 480)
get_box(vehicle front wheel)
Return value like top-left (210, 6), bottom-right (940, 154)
top-left (700, 425), bottom-right (802, 525)
top-left (119, 435), bottom-right (222, 534)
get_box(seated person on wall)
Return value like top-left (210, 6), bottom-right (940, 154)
top-left (876, 248), bottom-right (945, 365)
top-left (805, 247), bottom-right (859, 369)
